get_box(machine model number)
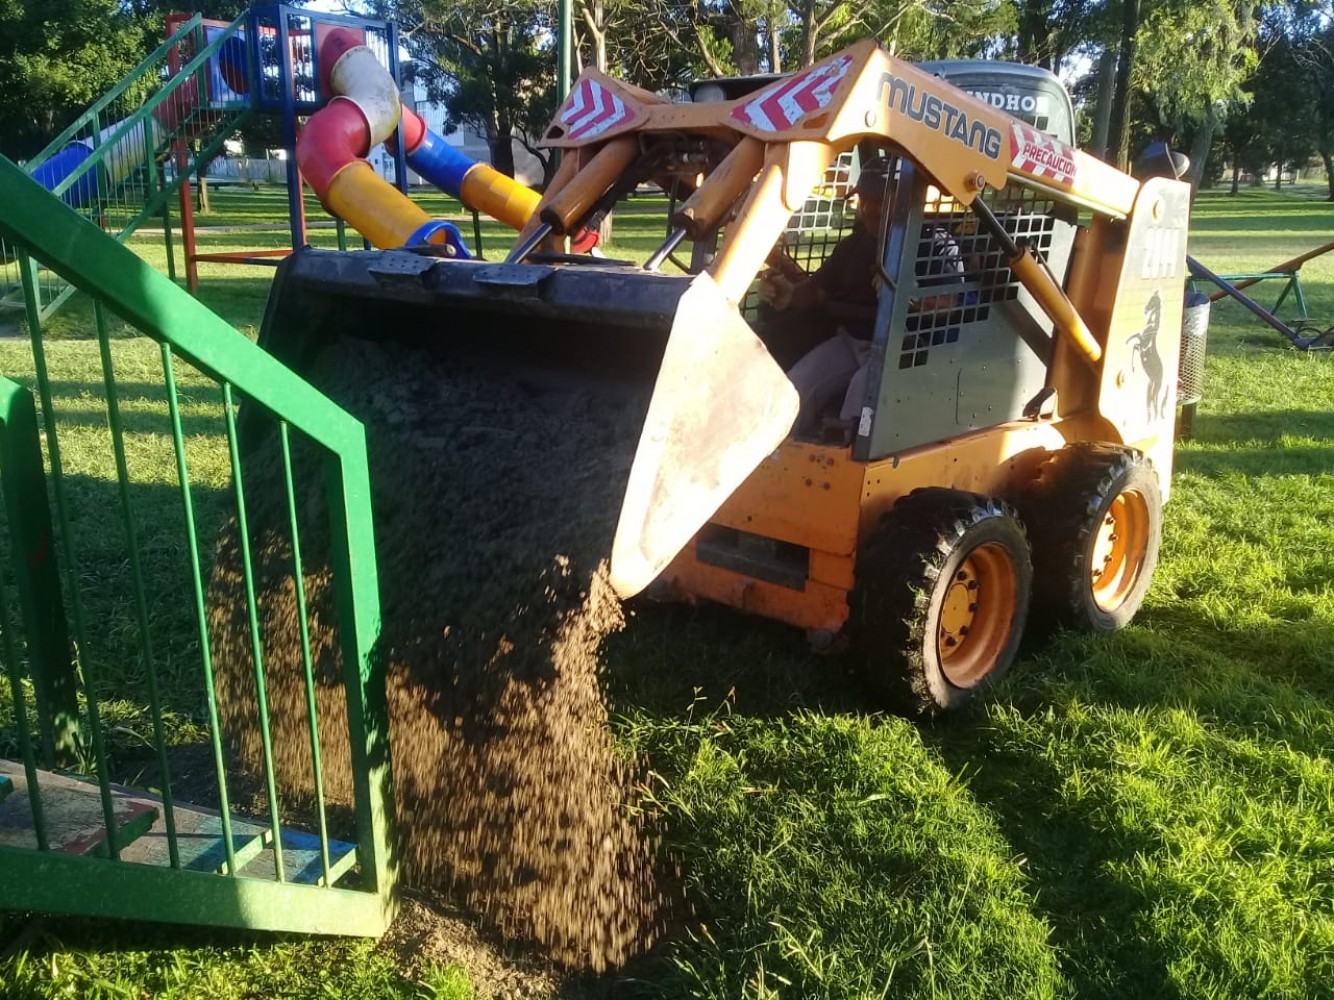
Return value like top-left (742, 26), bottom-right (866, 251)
top-left (1140, 226), bottom-right (1183, 280)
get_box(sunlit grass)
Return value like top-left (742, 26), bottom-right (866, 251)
top-left (2, 184), bottom-right (1334, 997)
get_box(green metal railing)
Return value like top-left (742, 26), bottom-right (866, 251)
top-left (0, 14), bottom-right (253, 321)
top-left (0, 155), bottom-right (396, 936)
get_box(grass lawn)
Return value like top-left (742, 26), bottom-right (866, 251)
top-left (2, 181), bottom-right (1334, 998)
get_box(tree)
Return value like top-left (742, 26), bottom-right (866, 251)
top-left (1135, 0), bottom-right (1259, 186)
top-left (1313, 25), bottom-right (1334, 199)
top-left (0, 0), bottom-right (147, 159)
top-left (787, 0), bottom-right (856, 66)
top-left (1015, 0), bottom-right (1097, 71)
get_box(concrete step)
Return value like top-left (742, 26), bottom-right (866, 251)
top-left (0, 759), bottom-right (157, 856)
top-left (237, 828), bottom-right (358, 886)
top-left (0, 758), bottom-right (357, 886)
top-left (116, 801), bottom-right (269, 875)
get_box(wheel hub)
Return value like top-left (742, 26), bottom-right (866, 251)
top-left (1090, 490), bottom-right (1150, 612)
top-left (937, 542), bottom-right (1017, 688)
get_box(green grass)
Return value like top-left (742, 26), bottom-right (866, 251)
top-left (3, 184), bottom-right (1334, 997)
top-left (0, 921), bottom-right (477, 999)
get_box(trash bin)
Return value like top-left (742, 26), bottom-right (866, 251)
top-left (1177, 291), bottom-right (1210, 439)
top-left (1179, 291), bottom-right (1210, 406)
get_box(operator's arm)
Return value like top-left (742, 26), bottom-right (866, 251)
top-left (758, 254), bottom-right (827, 311)
top-left (787, 276), bottom-right (827, 311)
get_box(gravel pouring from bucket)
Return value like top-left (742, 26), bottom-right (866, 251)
top-left (253, 249), bottom-right (799, 590)
top-left (216, 248), bottom-right (798, 967)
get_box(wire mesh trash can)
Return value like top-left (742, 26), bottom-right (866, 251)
top-left (1178, 291), bottom-right (1210, 438)
top-left (1180, 292), bottom-right (1210, 405)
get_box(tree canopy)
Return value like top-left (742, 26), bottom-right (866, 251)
top-left (0, 0), bottom-right (146, 158)
top-left (1, 0), bottom-right (1331, 194)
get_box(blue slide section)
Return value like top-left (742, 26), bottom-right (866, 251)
top-left (29, 142), bottom-right (99, 208)
top-left (403, 126), bottom-right (475, 196)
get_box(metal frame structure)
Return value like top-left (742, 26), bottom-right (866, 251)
top-left (0, 154), bottom-right (398, 935)
top-left (0, 15), bottom-right (252, 319)
top-left (169, 5), bottom-right (411, 291)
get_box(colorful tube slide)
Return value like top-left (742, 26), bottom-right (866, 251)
top-left (31, 78), bottom-right (200, 209)
top-left (298, 27), bottom-right (541, 251)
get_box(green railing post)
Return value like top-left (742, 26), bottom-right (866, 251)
top-left (19, 251), bottom-right (122, 856)
top-left (325, 445), bottom-right (396, 910)
top-left (0, 377), bottom-right (78, 769)
top-left (95, 302), bottom-right (180, 867)
top-left (158, 162), bottom-right (178, 282)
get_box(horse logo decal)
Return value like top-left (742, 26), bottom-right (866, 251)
top-left (1126, 291), bottom-right (1168, 422)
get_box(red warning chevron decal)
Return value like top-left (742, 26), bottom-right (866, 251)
top-left (559, 77), bottom-right (635, 140)
top-left (1010, 120), bottom-right (1076, 186)
top-left (731, 55), bottom-right (853, 132)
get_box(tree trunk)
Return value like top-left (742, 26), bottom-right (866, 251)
top-left (1090, 48), bottom-right (1116, 158)
top-left (1231, 160), bottom-right (1241, 195)
top-left (1322, 149), bottom-right (1334, 201)
top-left (579, 0), bottom-right (608, 73)
top-left (726, 6), bottom-right (761, 74)
top-left (491, 106), bottom-right (516, 178)
top-left (1017, 0), bottom-right (1055, 70)
top-left (1107, 0), bottom-right (1140, 172)
top-left (801, 2), bottom-right (817, 67)
top-left (196, 172), bottom-right (211, 213)
top-left (1186, 109), bottom-right (1216, 192)
top-left (769, 16), bottom-right (782, 73)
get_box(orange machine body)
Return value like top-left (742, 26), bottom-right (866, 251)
top-left (535, 43), bottom-right (1189, 641)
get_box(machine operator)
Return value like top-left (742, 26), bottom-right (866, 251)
top-left (758, 156), bottom-right (964, 435)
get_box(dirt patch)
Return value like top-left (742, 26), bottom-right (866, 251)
top-left (378, 894), bottom-right (563, 999)
top-left (207, 336), bottom-right (668, 971)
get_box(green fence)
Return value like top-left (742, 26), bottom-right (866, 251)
top-left (0, 155), bottom-right (397, 936)
top-left (0, 13), bottom-right (252, 321)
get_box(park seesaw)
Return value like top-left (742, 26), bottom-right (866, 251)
top-left (1187, 242), bottom-right (1334, 352)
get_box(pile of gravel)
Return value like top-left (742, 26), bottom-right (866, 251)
top-left (209, 335), bottom-right (667, 969)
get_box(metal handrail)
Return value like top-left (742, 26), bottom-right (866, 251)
top-left (0, 154), bottom-right (398, 929)
top-left (26, 15), bottom-right (207, 173)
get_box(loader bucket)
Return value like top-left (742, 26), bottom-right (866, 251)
top-left (252, 248), bottom-right (798, 596)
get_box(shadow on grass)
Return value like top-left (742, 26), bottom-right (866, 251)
top-left (3, 471), bottom-right (227, 752)
top-left (604, 598), bottom-right (865, 719)
top-left (1183, 408), bottom-right (1334, 446)
top-left (924, 710), bottom-right (1182, 999)
top-left (916, 604), bottom-right (1334, 999)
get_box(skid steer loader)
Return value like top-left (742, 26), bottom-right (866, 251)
top-left (255, 39), bottom-right (1189, 712)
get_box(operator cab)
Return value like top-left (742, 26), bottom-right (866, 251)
top-left (716, 62), bottom-right (1079, 455)
top-left (913, 61), bottom-right (1075, 144)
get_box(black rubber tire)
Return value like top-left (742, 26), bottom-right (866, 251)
top-left (1024, 443), bottom-right (1163, 632)
top-left (850, 488), bottom-right (1034, 713)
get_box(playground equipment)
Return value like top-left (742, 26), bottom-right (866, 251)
top-left (28, 80), bottom-right (205, 210)
top-left (172, 8), bottom-right (546, 288)
top-left (294, 28), bottom-right (537, 256)
top-left (1192, 240), bottom-right (1334, 319)
top-left (257, 42), bottom-right (1189, 712)
top-left (3, 4), bottom-right (543, 305)
top-left (0, 14), bottom-right (251, 319)
top-left (1187, 254), bottom-right (1334, 351)
top-left (167, 6), bottom-right (410, 288)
